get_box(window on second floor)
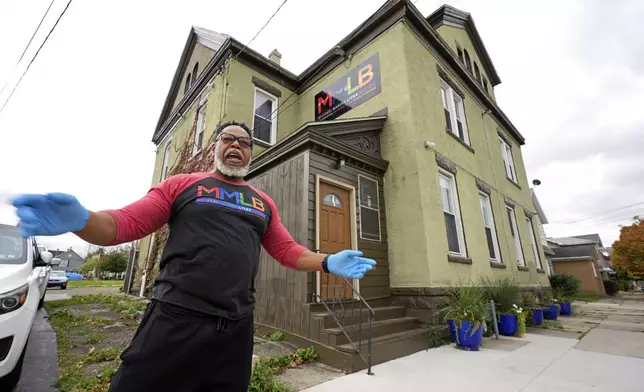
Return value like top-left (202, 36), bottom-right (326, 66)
top-left (252, 87), bottom-right (278, 145)
top-left (161, 139), bottom-right (172, 181)
top-left (506, 205), bottom-right (525, 267)
top-left (193, 103), bottom-right (206, 156)
top-left (440, 80), bottom-right (470, 145)
top-left (499, 137), bottom-right (518, 183)
top-left (439, 171), bottom-right (466, 256)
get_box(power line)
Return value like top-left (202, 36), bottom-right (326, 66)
top-left (0, 0), bottom-right (73, 117)
top-left (0, 0), bottom-right (57, 98)
top-left (232, 0), bottom-right (289, 62)
top-left (549, 200), bottom-right (644, 225)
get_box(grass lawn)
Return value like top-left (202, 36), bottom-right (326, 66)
top-left (574, 294), bottom-right (603, 302)
top-left (67, 280), bottom-right (124, 288)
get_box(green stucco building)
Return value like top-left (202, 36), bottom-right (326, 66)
top-left (129, 0), bottom-right (551, 371)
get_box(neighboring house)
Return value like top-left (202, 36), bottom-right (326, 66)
top-left (531, 188), bottom-right (556, 275)
top-left (571, 234), bottom-right (613, 276)
top-left (51, 249), bottom-right (84, 273)
top-left (130, 0), bottom-right (549, 371)
top-left (547, 236), bottom-right (607, 295)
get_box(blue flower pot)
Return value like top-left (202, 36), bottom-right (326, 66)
top-left (543, 305), bottom-right (559, 320)
top-left (498, 314), bottom-right (518, 336)
top-left (454, 320), bottom-right (483, 351)
top-left (532, 308), bottom-right (543, 326)
top-left (447, 320), bottom-right (457, 342)
top-left (560, 302), bottom-right (572, 316)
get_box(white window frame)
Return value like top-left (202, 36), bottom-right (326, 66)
top-left (252, 87), bottom-right (278, 145)
top-left (161, 139), bottom-right (172, 181)
top-left (358, 175), bottom-right (381, 242)
top-left (506, 205), bottom-right (525, 267)
top-left (192, 95), bottom-right (208, 156)
top-left (526, 217), bottom-right (543, 269)
top-left (439, 170), bottom-right (466, 257)
top-left (479, 192), bottom-right (501, 263)
top-left (592, 262), bottom-right (598, 278)
top-left (440, 79), bottom-right (470, 145)
top-left (499, 137), bottom-right (517, 182)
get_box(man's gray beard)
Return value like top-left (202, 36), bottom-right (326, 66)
top-left (214, 143), bottom-right (251, 178)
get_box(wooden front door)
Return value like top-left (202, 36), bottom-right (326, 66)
top-left (319, 181), bottom-right (353, 300)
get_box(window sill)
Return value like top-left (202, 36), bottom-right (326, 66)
top-left (507, 177), bottom-right (521, 190)
top-left (518, 266), bottom-right (529, 272)
top-left (448, 254), bottom-right (472, 265)
top-left (253, 138), bottom-right (274, 149)
top-left (445, 129), bottom-right (475, 154)
top-left (536, 268), bottom-right (545, 274)
top-left (490, 261), bottom-right (506, 269)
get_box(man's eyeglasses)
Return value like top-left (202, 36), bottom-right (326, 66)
top-left (217, 133), bottom-right (253, 149)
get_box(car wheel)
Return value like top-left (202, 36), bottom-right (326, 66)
top-left (61, 285), bottom-right (67, 290)
top-left (0, 338), bottom-right (27, 391)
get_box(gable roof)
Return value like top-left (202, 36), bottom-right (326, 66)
top-left (154, 26), bottom-right (228, 138)
top-left (571, 234), bottom-right (604, 248)
top-left (426, 5), bottom-right (501, 86)
top-left (153, 0), bottom-right (525, 146)
top-left (547, 237), bottom-right (597, 247)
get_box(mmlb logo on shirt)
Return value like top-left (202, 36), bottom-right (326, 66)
top-left (195, 185), bottom-right (266, 218)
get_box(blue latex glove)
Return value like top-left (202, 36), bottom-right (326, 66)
top-left (11, 193), bottom-right (89, 238)
top-left (327, 250), bottom-right (376, 279)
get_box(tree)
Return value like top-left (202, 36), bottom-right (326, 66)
top-left (78, 257), bottom-right (99, 275)
top-left (612, 216), bottom-right (644, 281)
top-left (100, 252), bottom-right (128, 274)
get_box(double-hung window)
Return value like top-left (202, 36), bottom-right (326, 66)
top-left (252, 87), bottom-right (278, 145)
top-left (439, 171), bottom-right (466, 256)
top-left (479, 193), bottom-right (501, 262)
top-left (499, 137), bottom-right (517, 182)
top-left (506, 205), bottom-right (525, 267)
top-left (161, 139), bottom-right (172, 181)
top-left (526, 217), bottom-right (543, 269)
top-left (440, 79), bottom-right (469, 145)
top-left (358, 176), bottom-right (381, 241)
top-left (193, 95), bottom-right (208, 156)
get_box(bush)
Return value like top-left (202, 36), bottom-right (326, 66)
top-left (619, 280), bottom-right (631, 292)
top-left (480, 277), bottom-right (519, 314)
top-left (549, 274), bottom-right (580, 299)
top-left (604, 280), bottom-right (619, 296)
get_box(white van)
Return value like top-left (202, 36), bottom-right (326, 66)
top-left (0, 223), bottom-right (52, 390)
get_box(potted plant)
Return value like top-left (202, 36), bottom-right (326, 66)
top-left (441, 284), bottom-right (487, 351)
top-left (542, 292), bottom-right (560, 320)
top-left (481, 277), bottom-right (520, 336)
top-left (549, 274), bottom-right (579, 316)
top-left (522, 292), bottom-right (543, 327)
top-left (514, 305), bottom-right (527, 337)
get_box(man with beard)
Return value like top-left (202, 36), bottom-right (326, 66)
top-left (11, 121), bottom-right (376, 392)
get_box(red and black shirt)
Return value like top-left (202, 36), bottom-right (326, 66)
top-left (104, 172), bottom-right (306, 319)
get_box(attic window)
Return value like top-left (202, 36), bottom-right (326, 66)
top-left (463, 49), bottom-right (472, 72)
top-left (456, 43), bottom-right (464, 64)
top-left (474, 62), bottom-right (482, 84)
top-left (185, 73), bottom-right (192, 95)
top-left (193, 62), bottom-right (199, 80)
top-left (483, 77), bottom-right (489, 92)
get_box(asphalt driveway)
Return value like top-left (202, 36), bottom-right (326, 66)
top-left (15, 308), bottom-right (58, 392)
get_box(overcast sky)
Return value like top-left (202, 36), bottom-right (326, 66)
top-left (0, 0), bottom-right (642, 255)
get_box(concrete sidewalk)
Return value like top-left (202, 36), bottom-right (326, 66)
top-left (304, 333), bottom-right (642, 392)
top-left (305, 295), bottom-right (644, 392)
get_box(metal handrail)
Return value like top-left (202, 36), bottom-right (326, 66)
top-left (313, 275), bottom-right (375, 375)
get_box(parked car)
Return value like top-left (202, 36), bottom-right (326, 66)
top-left (48, 270), bottom-right (69, 289)
top-left (0, 223), bottom-right (52, 390)
top-left (66, 272), bottom-right (82, 281)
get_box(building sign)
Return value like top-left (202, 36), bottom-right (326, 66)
top-left (314, 53), bottom-right (381, 121)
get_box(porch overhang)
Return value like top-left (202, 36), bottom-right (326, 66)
top-left (245, 116), bottom-right (389, 181)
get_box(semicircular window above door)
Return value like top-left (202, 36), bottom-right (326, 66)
top-left (322, 193), bottom-right (343, 208)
